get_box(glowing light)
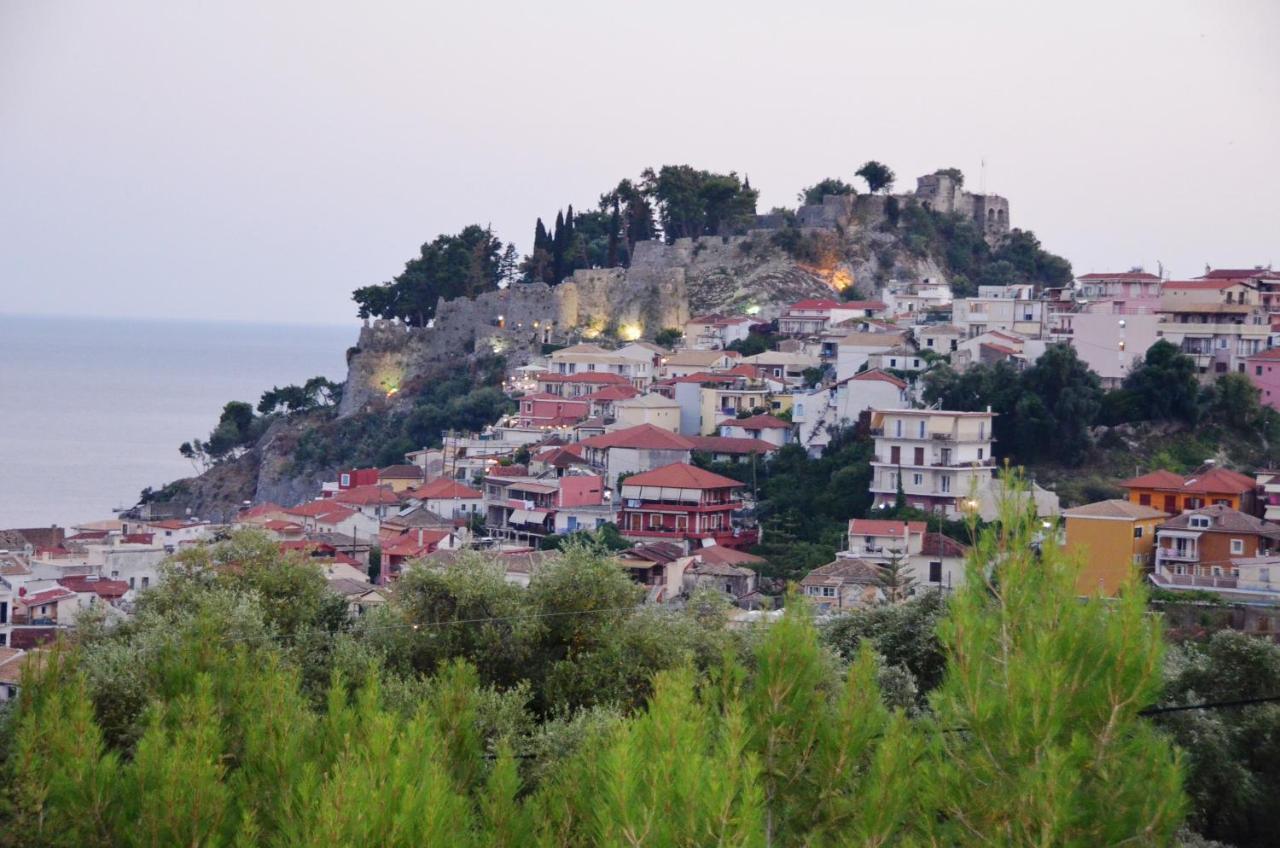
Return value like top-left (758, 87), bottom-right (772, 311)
top-left (745, 304), bottom-right (761, 316)
top-left (829, 268), bottom-right (855, 291)
top-left (385, 387), bottom-right (399, 398)
top-left (619, 323), bottom-right (642, 341)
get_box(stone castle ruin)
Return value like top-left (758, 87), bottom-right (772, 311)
top-left (339, 171), bottom-right (1010, 416)
top-left (914, 173), bottom-right (1009, 241)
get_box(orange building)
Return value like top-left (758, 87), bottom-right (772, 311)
top-left (1063, 499), bottom-right (1168, 596)
top-left (1119, 466), bottom-right (1256, 515)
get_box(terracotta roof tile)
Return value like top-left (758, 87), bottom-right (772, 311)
top-left (623, 462), bottom-right (743, 490)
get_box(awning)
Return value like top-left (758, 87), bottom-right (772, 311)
top-left (508, 508), bottom-right (549, 525)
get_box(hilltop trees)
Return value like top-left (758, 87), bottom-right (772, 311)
top-left (798, 177), bottom-right (857, 205)
top-left (640, 165), bottom-right (759, 242)
top-left (353, 225), bottom-right (512, 326)
top-left (856, 160), bottom-right (895, 193)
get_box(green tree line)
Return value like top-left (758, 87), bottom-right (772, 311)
top-left (0, 499), bottom-right (1189, 845)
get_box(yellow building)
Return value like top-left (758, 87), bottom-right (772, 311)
top-left (1062, 499), bottom-right (1168, 596)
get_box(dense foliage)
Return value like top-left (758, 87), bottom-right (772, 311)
top-left (856, 160), bottom-right (895, 194)
top-left (353, 225), bottom-right (518, 326)
top-left (0, 501), bottom-right (1187, 845)
top-left (798, 177), bottom-right (857, 205)
top-left (898, 200), bottom-right (1072, 295)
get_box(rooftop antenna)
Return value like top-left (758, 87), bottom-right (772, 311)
top-left (980, 157), bottom-right (987, 195)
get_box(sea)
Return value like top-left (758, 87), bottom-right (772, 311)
top-left (0, 314), bottom-right (356, 530)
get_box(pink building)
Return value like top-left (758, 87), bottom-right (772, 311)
top-left (516, 393), bottom-right (590, 428)
top-left (1059, 272), bottom-right (1165, 387)
top-left (1246, 348), bottom-right (1280, 411)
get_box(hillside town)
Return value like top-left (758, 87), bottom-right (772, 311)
top-left (6, 260), bottom-right (1280, 686)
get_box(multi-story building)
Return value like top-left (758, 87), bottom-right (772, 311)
top-left (1196, 266), bottom-right (1280, 317)
top-left (1062, 499), bottom-right (1168, 596)
top-left (952, 285), bottom-right (1044, 339)
top-left (793, 369), bottom-right (910, 456)
top-left (546, 342), bottom-right (660, 389)
top-left (868, 408), bottom-right (996, 517)
top-left (779, 299), bottom-right (887, 337)
top-left (1245, 348), bottom-right (1280, 411)
top-left (1255, 470), bottom-right (1280, 523)
top-left (683, 314), bottom-right (754, 350)
top-left (1150, 505), bottom-right (1280, 591)
top-left (515, 393), bottom-right (590, 429)
top-left (1155, 280), bottom-right (1269, 377)
top-left (618, 462), bottom-right (757, 550)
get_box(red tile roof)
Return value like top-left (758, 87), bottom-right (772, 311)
top-left (333, 485), bottom-right (402, 507)
top-left (579, 423), bottom-right (695, 451)
top-left (687, 435), bottom-right (777, 455)
top-left (721, 414), bottom-right (792, 430)
top-left (1181, 466), bottom-right (1256, 495)
top-left (313, 505), bottom-right (357, 524)
top-left (848, 519), bottom-right (927, 538)
top-left (1163, 280), bottom-right (1237, 290)
top-left (1120, 470), bottom-right (1187, 490)
top-left (1247, 347), bottom-right (1280, 362)
top-left (121, 533), bottom-right (154, 544)
top-left (843, 300), bottom-right (888, 310)
top-left (16, 586), bottom-right (77, 607)
top-left (1077, 272), bottom-right (1161, 281)
top-left (238, 502), bottom-right (286, 519)
top-left (789, 299), bottom-right (842, 310)
top-left (488, 464), bottom-right (529, 477)
top-left (409, 478), bottom-right (483, 500)
top-left (57, 576), bottom-right (130, 598)
top-left (623, 462), bottom-right (743, 490)
top-left (383, 530), bottom-right (452, 558)
top-left (844, 369), bottom-right (908, 389)
top-left (262, 520), bottom-right (304, 532)
top-left (583, 385), bottom-right (641, 402)
top-left (921, 532), bottom-right (969, 558)
top-left (1199, 268), bottom-right (1280, 280)
top-left (378, 464), bottom-right (425, 480)
top-left (286, 500), bottom-right (350, 518)
top-left (695, 545), bottom-right (766, 566)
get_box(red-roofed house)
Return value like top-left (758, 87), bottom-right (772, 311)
top-left (57, 575), bottom-right (130, 607)
top-left (537, 371), bottom-right (633, 398)
top-left (381, 528), bottom-right (460, 581)
top-left (618, 463), bottom-right (757, 550)
top-left (578, 424), bottom-right (695, 487)
top-left (846, 519), bottom-right (927, 560)
top-left (13, 585), bottom-right (78, 626)
top-left (686, 435), bottom-right (777, 463)
top-left (378, 464), bottom-right (425, 493)
top-left (1246, 347), bottom-right (1280, 411)
top-left (260, 519), bottom-right (306, 540)
top-left (337, 468), bottom-right (380, 491)
top-left (333, 485), bottom-right (403, 520)
top-left (780, 299), bottom-right (886, 336)
top-left (516, 393), bottom-right (591, 429)
top-left (1120, 465), bottom-right (1257, 515)
top-left (718, 414), bottom-right (794, 447)
top-left (583, 384), bottom-right (641, 419)
top-left (406, 478), bottom-right (484, 519)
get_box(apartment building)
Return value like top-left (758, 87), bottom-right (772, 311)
top-left (868, 408), bottom-right (996, 517)
top-left (1155, 280), bottom-right (1269, 377)
top-left (952, 285), bottom-right (1044, 339)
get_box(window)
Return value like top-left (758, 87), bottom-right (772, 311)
top-left (1138, 493), bottom-right (1151, 506)
top-left (912, 473), bottom-right (923, 486)
top-left (129, 577), bottom-right (136, 589)
top-left (977, 448), bottom-right (985, 460)
top-left (918, 421), bottom-right (926, 437)
top-left (1133, 526), bottom-right (1144, 539)
top-left (940, 475), bottom-right (952, 493)
top-left (141, 577), bottom-right (150, 588)
top-left (928, 561), bottom-right (942, 583)
top-left (1189, 515), bottom-right (1210, 529)
top-left (1231, 538), bottom-right (1245, 554)
top-left (895, 419), bottom-right (903, 437)
top-left (821, 586), bottom-right (836, 598)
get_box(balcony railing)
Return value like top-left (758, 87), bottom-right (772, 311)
top-left (1160, 573), bottom-right (1239, 590)
top-left (1157, 548), bottom-right (1199, 562)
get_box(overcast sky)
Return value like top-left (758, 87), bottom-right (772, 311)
top-left (2, 0), bottom-right (1277, 326)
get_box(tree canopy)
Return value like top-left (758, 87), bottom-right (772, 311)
top-left (856, 160), bottom-right (895, 194)
top-left (798, 177), bottom-right (857, 205)
top-left (353, 225), bottom-right (515, 326)
top-left (640, 165), bottom-right (759, 242)
top-left (2, 500), bottom-right (1187, 845)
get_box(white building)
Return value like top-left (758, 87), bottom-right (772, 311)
top-left (834, 331), bottom-right (910, 381)
top-left (953, 285), bottom-right (1044, 339)
top-left (793, 370), bottom-right (910, 456)
top-left (683, 314), bottom-right (754, 350)
top-left (612, 393), bottom-right (682, 432)
top-left (868, 408), bottom-right (996, 517)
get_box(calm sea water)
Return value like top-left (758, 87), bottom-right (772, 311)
top-left (0, 314), bottom-right (355, 529)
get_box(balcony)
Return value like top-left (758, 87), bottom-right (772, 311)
top-left (623, 527), bottom-right (759, 548)
top-left (1156, 548), bottom-right (1198, 563)
top-left (1158, 573), bottom-right (1239, 590)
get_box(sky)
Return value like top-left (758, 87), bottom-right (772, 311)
top-left (2, 0), bottom-right (1278, 326)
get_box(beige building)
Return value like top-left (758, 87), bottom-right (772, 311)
top-left (868, 408), bottom-right (996, 517)
top-left (1155, 280), bottom-right (1269, 378)
top-left (953, 285), bottom-right (1044, 339)
top-left (611, 393), bottom-right (681, 432)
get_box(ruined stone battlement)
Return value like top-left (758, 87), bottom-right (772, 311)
top-left (915, 172), bottom-right (1009, 241)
